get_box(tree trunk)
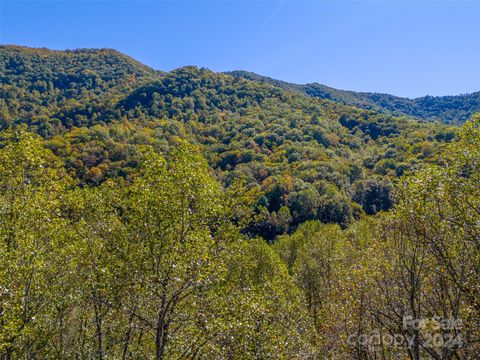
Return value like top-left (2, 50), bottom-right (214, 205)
top-left (155, 314), bottom-right (168, 360)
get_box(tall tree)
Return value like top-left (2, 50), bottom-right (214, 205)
top-left (0, 129), bottom-right (71, 359)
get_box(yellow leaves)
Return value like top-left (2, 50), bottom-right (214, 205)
top-left (86, 166), bottom-right (103, 180)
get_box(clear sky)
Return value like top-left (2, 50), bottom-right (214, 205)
top-left (1, 1), bottom-right (479, 98)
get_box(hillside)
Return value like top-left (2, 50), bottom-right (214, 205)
top-left (0, 45), bottom-right (160, 133)
top-left (1, 45), bottom-right (480, 359)
top-left (0, 46), bottom-right (455, 239)
top-left (228, 70), bottom-right (480, 124)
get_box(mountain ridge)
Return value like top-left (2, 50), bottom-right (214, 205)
top-left (226, 70), bottom-right (480, 124)
top-left (0, 45), bottom-right (454, 235)
top-left (3, 45), bottom-right (478, 124)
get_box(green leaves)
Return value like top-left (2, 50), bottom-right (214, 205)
top-left (0, 127), bottom-right (72, 356)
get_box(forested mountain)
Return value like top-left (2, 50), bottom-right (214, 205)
top-left (0, 46), bottom-right (456, 239)
top-left (0, 45), bottom-right (160, 133)
top-left (228, 70), bottom-right (480, 124)
top-left (1, 45), bottom-right (479, 359)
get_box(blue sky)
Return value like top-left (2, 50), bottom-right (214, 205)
top-left (1, 1), bottom-right (479, 98)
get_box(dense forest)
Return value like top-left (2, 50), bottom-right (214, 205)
top-left (228, 70), bottom-right (480, 124)
top-left (0, 46), bottom-right (456, 239)
top-left (0, 46), bottom-right (479, 359)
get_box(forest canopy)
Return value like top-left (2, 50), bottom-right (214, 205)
top-left (0, 45), bottom-right (478, 359)
top-left (0, 46), bottom-right (458, 238)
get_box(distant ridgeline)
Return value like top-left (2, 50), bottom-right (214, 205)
top-left (0, 45), bottom-right (463, 238)
top-left (227, 70), bottom-right (480, 124)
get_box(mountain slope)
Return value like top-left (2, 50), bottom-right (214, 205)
top-left (0, 45), bottom-right (161, 133)
top-left (227, 70), bottom-right (480, 124)
top-left (97, 66), bottom-right (454, 237)
top-left (0, 46), bottom-right (456, 239)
